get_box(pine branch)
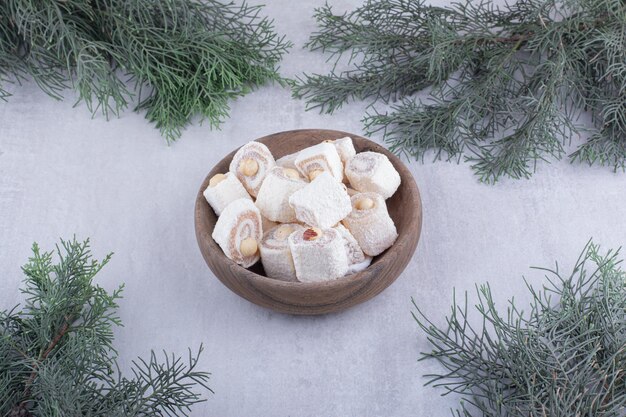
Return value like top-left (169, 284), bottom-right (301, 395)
top-left (0, 0), bottom-right (291, 142)
top-left (20, 315), bottom-right (71, 403)
top-left (0, 238), bottom-right (212, 417)
top-left (414, 240), bottom-right (626, 416)
top-left (294, 0), bottom-right (626, 183)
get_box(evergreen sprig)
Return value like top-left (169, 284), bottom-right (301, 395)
top-left (294, 0), bottom-right (626, 183)
top-left (414, 241), bottom-right (626, 416)
top-left (0, 0), bottom-right (290, 142)
top-left (0, 238), bottom-right (212, 417)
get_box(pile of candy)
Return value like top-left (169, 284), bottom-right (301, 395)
top-left (204, 137), bottom-right (401, 283)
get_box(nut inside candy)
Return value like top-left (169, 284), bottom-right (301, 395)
top-left (283, 168), bottom-right (300, 179)
top-left (239, 158), bottom-right (259, 176)
top-left (303, 227), bottom-right (322, 241)
top-left (355, 197), bottom-right (375, 210)
top-left (209, 173), bottom-right (226, 187)
top-left (308, 169), bottom-right (324, 181)
top-left (240, 238), bottom-right (258, 256)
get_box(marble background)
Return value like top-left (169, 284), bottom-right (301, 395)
top-left (1, 0), bottom-right (626, 415)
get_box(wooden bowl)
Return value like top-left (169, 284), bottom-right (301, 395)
top-left (194, 129), bottom-right (422, 315)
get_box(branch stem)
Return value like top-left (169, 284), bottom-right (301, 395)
top-left (19, 315), bottom-right (72, 404)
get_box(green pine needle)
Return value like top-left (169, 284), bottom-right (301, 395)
top-left (0, 0), bottom-right (291, 143)
top-left (414, 240), bottom-right (626, 416)
top-left (0, 238), bottom-right (212, 416)
top-left (293, 0), bottom-right (626, 183)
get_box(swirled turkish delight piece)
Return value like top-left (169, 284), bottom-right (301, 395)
top-left (294, 142), bottom-right (343, 182)
top-left (212, 198), bottom-right (262, 267)
top-left (229, 141), bottom-right (276, 197)
top-left (259, 223), bottom-right (305, 281)
top-left (345, 152), bottom-right (400, 199)
top-left (334, 223), bottom-right (366, 266)
top-left (203, 172), bottom-right (251, 216)
top-left (288, 227), bottom-right (349, 282)
top-left (342, 192), bottom-right (397, 256)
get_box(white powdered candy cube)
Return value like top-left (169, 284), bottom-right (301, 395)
top-left (294, 142), bottom-right (343, 182)
top-left (229, 141), bottom-right (276, 197)
top-left (334, 224), bottom-right (366, 266)
top-left (328, 137), bottom-right (356, 166)
top-left (275, 151), bottom-right (299, 170)
top-left (203, 172), bottom-right (251, 216)
top-left (259, 223), bottom-right (304, 281)
top-left (288, 227), bottom-right (349, 282)
top-left (255, 167), bottom-right (307, 223)
top-left (342, 192), bottom-right (398, 256)
top-left (323, 137), bottom-right (356, 183)
top-left (288, 172), bottom-right (351, 229)
top-left (345, 152), bottom-right (401, 199)
top-left (334, 223), bottom-right (372, 274)
top-left (212, 198), bottom-right (262, 268)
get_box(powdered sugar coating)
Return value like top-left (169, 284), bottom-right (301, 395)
top-left (275, 151), bottom-right (299, 170)
top-left (294, 142), bottom-right (343, 181)
top-left (255, 167), bottom-right (307, 223)
top-left (260, 224), bottom-right (304, 281)
top-left (288, 228), bottom-right (349, 282)
top-left (347, 256), bottom-right (372, 274)
top-left (288, 172), bottom-right (352, 228)
top-left (332, 137), bottom-right (356, 166)
top-left (345, 152), bottom-right (401, 199)
top-left (212, 198), bottom-right (262, 267)
top-left (203, 172), bottom-right (251, 216)
top-left (342, 192), bottom-right (397, 256)
top-left (334, 224), bottom-right (366, 265)
top-left (229, 141), bottom-right (276, 197)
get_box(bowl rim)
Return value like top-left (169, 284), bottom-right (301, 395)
top-left (194, 129), bottom-right (422, 296)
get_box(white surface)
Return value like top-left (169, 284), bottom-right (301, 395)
top-left (1, 1), bottom-right (626, 415)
